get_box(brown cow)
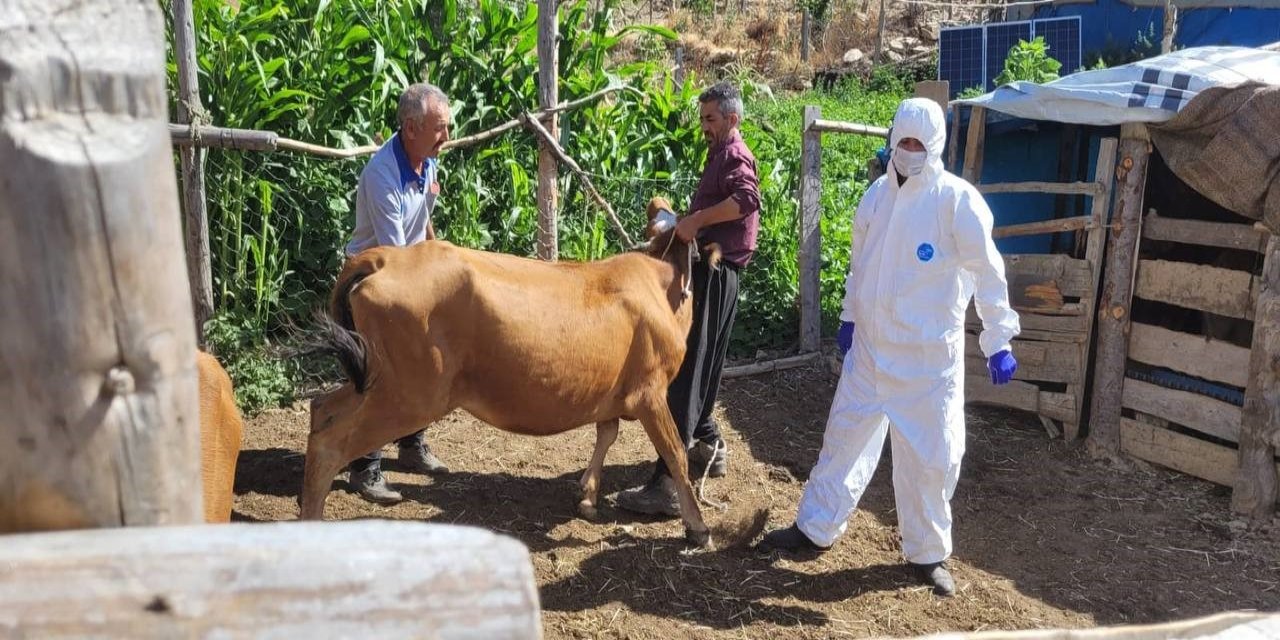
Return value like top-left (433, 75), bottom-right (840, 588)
top-left (198, 351), bottom-right (244, 523)
top-left (300, 198), bottom-right (716, 547)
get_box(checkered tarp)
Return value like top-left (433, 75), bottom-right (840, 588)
top-left (955, 46), bottom-right (1280, 126)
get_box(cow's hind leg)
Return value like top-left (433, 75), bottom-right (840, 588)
top-left (635, 397), bottom-right (711, 548)
top-left (301, 383), bottom-right (449, 520)
top-left (578, 419), bottom-right (620, 520)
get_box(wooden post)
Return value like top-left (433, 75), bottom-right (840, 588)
top-left (1075, 137), bottom-right (1119, 442)
top-left (0, 0), bottom-right (202, 531)
top-left (174, 0), bottom-right (214, 340)
top-left (801, 9), bottom-right (811, 63)
top-left (675, 46), bottom-right (686, 87)
top-left (961, 106), bottom-right (988, 184)
top-left (799, 106), bottom-right (823, 353)
top-left (0, 521), bottom-right (541, 638)
top-left (1087, 123), bottom-right (1152, 458)
top-left (536, 0), bottom-right (559, 261)
top-left (875, 0), bottom-right (887, 63)
top-left (1161, 0), bottom-right (1178, 54)
top-left (1232, 234), bottom-right (1279, 519)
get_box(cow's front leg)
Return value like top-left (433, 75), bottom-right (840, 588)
top-left (578, 419), bottom-right (620, 520)
top-left (635, 397), bottom-right (711, 549)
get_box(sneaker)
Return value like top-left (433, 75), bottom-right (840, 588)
top-left (756, 523), bottom-right (831, 553)
top-left (687, 438), bottom-right (728, 478)
top-left (615, 473), bottom-right (680, 517)
top-left (349, 467), bottom-right (403, 505)
top-left (398, 442), bottom-right (449, 474)
top-left (909, 561), bottom-right (956, 597)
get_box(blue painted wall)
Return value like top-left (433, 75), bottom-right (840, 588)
top-left (1030, 2), bottom-right (1280, 63)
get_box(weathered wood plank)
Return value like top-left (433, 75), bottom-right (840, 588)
top-left (1135, 259), bottom-right (1257, 320)
top-left (1089, 124), bottom-right (1152, 457)
top-left (977, 182), bottom-right (1103, 197)
top-left (1121, 418), bottom-right (1239, 487)
top-left (809, 119), bottom-right (889, 138)
top-left (993, 215), bottom-right (1093, 240)
top-left (1005, 253), bottom-right (1095, 299)
top-left (0, 522), bottom-right (541, 638)
top-left (535, 0), bottom-right (559, 260)
top-left (1129, 322), bottom-right (1252, 389)
top-left (1233, 235), bottom-right (1280, 519)
top-left (1142, 212), bottom-right (1268, 253)
top-left (1077, 137), bottom-right (1120, 441)
top-left (966, 337), bottom-right (1081, 384)
top-left (799, 106), bottom-right (823, 352)
top-left (962, 106), bottom-right (986, 184)
top-left (0, 0), bottom-right (202, 531)
top-left (966, 306), bottom-right (1089, 340)
top-left (1122, 378), bottom-right (1242, 443)
top-left (963, 376), bottom-right (1077, 425)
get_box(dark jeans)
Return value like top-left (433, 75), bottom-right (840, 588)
top-left (654, 260), bottom-right (740, 477)
top-left (348, 429), bottom-right (426, 474)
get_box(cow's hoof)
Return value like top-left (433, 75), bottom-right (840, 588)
top-left (577, 500), bottom-right (599, 521)
top-left (685, 527), bottom-right (713, 549)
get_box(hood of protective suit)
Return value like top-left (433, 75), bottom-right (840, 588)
top-left (889, 98), bottom-right (947, 173)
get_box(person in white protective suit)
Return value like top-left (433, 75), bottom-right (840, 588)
top-left (756, 98), bottom-right (1020, 597)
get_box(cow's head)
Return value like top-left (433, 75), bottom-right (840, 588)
top-left (635, 197), bottom-right (721, 303)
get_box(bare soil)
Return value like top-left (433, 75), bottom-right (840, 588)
top-left (234, 365), bottom-right (1279, 639)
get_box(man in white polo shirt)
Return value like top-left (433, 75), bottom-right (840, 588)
top-left (344, 82), bottom-right (451, 504)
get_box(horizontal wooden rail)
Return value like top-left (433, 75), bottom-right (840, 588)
top-left (808, 119), bottom-right (890, 138)
top-left (993, 215), bottom-right (1093, 239)
top-left (977, 181), bottom-right (1104, 196)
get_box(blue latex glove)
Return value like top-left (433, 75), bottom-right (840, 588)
top-left (837, 321), bottom-right (855, 356)
top-left (987, 350), bottom-right (1017, 385)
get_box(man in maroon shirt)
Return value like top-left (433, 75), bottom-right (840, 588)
top-left (617, 82), bottom-right (761, 516)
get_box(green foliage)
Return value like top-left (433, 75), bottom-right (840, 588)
top-left (203, 311), bottom-right (293, 414)
top-left (167, 0), bottom-right (904, 408)
top-left (993, 37), bottom-right (1061, 87)
top-left (956, 85), bottom-right (986, 99)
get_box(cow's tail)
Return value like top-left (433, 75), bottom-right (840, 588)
top-left (295, 258), bottom-right (376, 393)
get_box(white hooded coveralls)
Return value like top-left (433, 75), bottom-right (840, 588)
top-left (795, 98), bottom-right (1020, 563)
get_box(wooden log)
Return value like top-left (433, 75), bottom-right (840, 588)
top-left (723, 352), bottom-right (821, 379)
top-left (173, 0), bottom-right (214, 339)
top-left (1122, 378), bottom-right (1242, 443)
top-left (799, 106), bottom-right (823, 353)
top-left (976, 181), bottom-right (1104, 196)
top-left (1161, 0), bottom-right (1178, 53)
top-left (1142, 212), bottom-right (1269, 253)
top-left (1233, 234), bottom-right (1280, 519)
top-left (1128, 322), bottom-right (1251, 388)
top-left (1134, 259), bottom-right (1257, 320)
top-left (992, 215), bottom-right (1093, 240)
top-left (1088, 123), bottom-right (1152, 457)
top-left (536, 0), bottom-right (559, 261)
top-left (800, 8), bottom-right (811, 62)
top-left (0, 521), bottom-right (541, 638)
top-left (0, 0), bottom-right (202, 531)
top-left (809, 119), bottom-right (890, 138)
top-left (961, 106), bottom-right (987, 184)
top-left (520, 113), bottom-right (635, 248)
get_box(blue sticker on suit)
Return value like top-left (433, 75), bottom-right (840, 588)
top-left (916, 243), bottom-right (934, 262)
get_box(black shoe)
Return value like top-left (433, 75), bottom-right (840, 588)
top-left (756, 523), bottom-right (831, 553)
top-left (398, 442), bottom-right (449, 474)
top-left (909, 561), bottom-right (956, 597)
top-left (688, 438), bottom-right (728, 478)
top-left (348, 467), bottom-right (403, 505)
top-left (615, 473), bottom-right (680, 517)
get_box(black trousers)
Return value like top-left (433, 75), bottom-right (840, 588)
top-left (349, 429), bottom-right (425, 474)
top-left (655, 260), bottom-right (740, 476)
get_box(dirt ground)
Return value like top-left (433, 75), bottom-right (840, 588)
top-left (234, 365), bottom-right (1279, 639)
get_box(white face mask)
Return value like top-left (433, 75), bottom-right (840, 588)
top-left (892, 148), bottom-right (928, 177)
